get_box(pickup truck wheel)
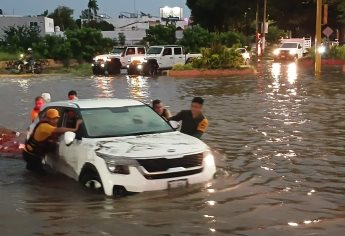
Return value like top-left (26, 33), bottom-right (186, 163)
top-left (80, 169), bottom-right (104, 194)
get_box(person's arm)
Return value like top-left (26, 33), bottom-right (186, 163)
top-left (193, 118), bottom-right (208, 139)
top-left (164, 109), bottom-right (172, 119)
top-left (169, 110), bottom-right (184, 121)
top-left (54, 120), bottom-right (83, 134)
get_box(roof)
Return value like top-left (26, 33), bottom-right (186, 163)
top-left (47, 98), bottom-right (144, 109)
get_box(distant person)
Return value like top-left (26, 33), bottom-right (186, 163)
top-left (23, 109), bottom-right (83, 173)
top-left (152, 99), bottom-right (171, 120)
top-left (68, 90), bottom-right (78, 100)
top-left (169, 97), bottom-right (208, 139)
top-left (31, 96), bottom-right (45, 122)
top-left (41, 93), bottom-right (51, 103)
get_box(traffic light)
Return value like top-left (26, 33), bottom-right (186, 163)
top-left (323, 4), bottom-right (328, 25)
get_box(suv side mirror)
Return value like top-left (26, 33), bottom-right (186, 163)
top-left (64, 131), bottom-right (76, 146)
top-left (169, 121), bottom-right (180, 130)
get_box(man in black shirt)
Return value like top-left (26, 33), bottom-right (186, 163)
top-left (169, 97), bottom-right (208, 139)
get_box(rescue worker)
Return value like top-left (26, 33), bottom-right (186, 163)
top-left (169, 97), bottom-right (208, 139)
top-left (31, 96), bottom-right (45, 122)
top-left (23, 108), bottom-right (83, 173)
top-left (68, 90), bottom-right (78, 100)
top-left (152, 99), bottom-right (171, 120)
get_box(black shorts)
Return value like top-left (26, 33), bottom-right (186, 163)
top-left (22, 151), bottom-right (44, 173)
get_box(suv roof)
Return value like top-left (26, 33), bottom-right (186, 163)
top-left (46, 98), bottom-right (143, 109)
top-left (150, 45), bottom-right (181, 48)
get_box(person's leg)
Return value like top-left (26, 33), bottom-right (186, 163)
top-left (22, 151), bottom-right (43, 172)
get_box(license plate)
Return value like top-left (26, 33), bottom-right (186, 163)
top-left (168, 179), bottom-right (188, 189)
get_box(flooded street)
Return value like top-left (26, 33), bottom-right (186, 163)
top-left (1, 62), bottom-right (345, 235)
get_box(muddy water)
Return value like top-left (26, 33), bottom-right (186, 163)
top-left (1, 62), bottom-right (345, 235)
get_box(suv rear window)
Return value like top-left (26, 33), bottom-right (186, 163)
top-left (137, 47), bottom-right (145, 54)
top-left (126, 48), bottom-right (136, 55)
top-left (174, 48), bottom-right (182, 55)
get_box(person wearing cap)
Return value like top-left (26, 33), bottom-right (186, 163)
top-left (23, 108), bottom-right (83, 173)
top-left (169, 97), bottom-right (209, 139)
top-left (68, 90), bottom-right (78, 101)
top-left (41, 93), bottom-right (51, 103)
top-left (31, 96), bottom-right (45, 122)
top-left (152, 99), bottom-right (171, 120)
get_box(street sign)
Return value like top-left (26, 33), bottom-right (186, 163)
top-left (323, 26), bottom-right (334, 37)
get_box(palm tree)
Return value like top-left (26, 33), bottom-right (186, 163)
top-left (87, 0), bottom-right (99, 21)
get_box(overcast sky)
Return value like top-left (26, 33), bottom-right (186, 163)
top-left (1, 0), bottom-right (190, 18)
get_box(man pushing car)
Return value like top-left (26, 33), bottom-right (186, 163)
top-left (23, 108), bottom-right (82, 174)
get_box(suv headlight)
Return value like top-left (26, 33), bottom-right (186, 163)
top-left (96, 152), bottom-right (139, 175)
top-left (203, 150), bottom-right (215, 167)
top-left (273, 49), bottom-right (280, 56)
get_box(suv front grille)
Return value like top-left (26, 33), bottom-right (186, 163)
top-left (136, 153), bottom-right (203, 173)
top-left (143, 168), bottom-right (203, 180)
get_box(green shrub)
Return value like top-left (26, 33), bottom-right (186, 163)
top-left (172, 63), bottom-right (194, 71)
top-left (0, 51), bottom-right (19, 61)
top-left (191, 44), bottom-right (243, 69)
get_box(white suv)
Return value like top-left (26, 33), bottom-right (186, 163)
top-left (29, 99), bottom-right (216, 197)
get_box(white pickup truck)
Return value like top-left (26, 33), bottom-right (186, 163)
top-left (92, 46), bottom-right (147, 75)
top-left (127, 45), bottom-right (201, 76)
top-left (273, 37), bottom-right (311, 61)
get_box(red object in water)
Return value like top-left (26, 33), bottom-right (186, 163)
top-left (0, 128), bottom-right (22, 156)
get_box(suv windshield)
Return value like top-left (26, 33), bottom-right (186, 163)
top-left (111, 48), bottom-right (124, 54)
top-left (147, 47), bottom-right (163, 55)
top-left (281, 43), bottom-right (298, 49)
top-left (80, 105), bottom-right (173, 138)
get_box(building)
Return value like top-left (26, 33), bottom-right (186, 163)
top-left (102, 8), bottom-right (188, 45)
top-left (0, 15), bottom-right (54, 38)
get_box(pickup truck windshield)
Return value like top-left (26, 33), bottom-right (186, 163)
top-left (281, 43), bottom-right (298, 48)
top-left (111, 48), bottom-right (124, 54)
top-left (80, 105), bottom-right (173, 138)
top-left (147, 47), bottom-right (163, 55)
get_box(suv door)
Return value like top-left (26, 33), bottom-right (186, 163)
top-left (173, 47), bottom-right (185, 65)
top-left (160, 47), bottom-right (174, 69)
top-left (121, 47), bottom-right (136, 67)
top-left (55, 108), bottom-right (82, 179)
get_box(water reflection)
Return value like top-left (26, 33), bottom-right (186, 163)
top-left (93, 76), bottom-right (114, 97)
top-left (126, 75), bottom-right (150, 102)
top-left (287, 63), bottom-right (297, 84)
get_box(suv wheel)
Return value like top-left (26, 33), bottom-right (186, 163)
top-left (80, 169), bottom-right (104, 194)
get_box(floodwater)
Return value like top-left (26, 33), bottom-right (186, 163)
top-left (1, 62), bottom-right (345, 235)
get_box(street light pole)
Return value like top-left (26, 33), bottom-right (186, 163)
top-left (262, 0), bottom-right (267, 53)
top-left (315, 0), bottom-right (322, 73)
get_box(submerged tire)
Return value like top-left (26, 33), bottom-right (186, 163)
top-left (80, 169), bottom-right (104, 194)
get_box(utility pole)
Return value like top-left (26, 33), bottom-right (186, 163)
top-left (256, 0), bottom-right (259, 56)
top-left (262, 0), bottom-right (267, 53)
top-left (315, 0), bottom-right (322, 73)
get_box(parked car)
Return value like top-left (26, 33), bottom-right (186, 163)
top-left (127, 45), bottom-right (201, 76)
top-left (235, 48), bottom-right (251, 65)
top-left (28, 99), bottom-right (216, 197)
top-left (92, 46), bottom-right (146, 76)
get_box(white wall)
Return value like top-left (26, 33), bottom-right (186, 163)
top-left (0, 15), bottom-right (54, 38)
top-left (102, 30), bottom-right (147, 45)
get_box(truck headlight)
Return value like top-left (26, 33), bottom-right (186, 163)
top-left (289, 49), bottom-right (297, 55)
top-left (203, 150), bottom-right (215, 167)
top-left (273, 49), bottom-right (280, 56)
top-left (96, 151), bottom-right (138, 175)
top-left (137, 64), bottom-right (143, 70)
top-left (101, 63), bottom-right (105, 68)
top-left (318, 46), bottom-right (326, 54)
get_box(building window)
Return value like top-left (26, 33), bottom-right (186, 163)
top-left (30, 22), bottom-right (38, 27)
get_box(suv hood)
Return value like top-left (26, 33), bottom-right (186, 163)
top-left (87, 131), bottom-right (207, 159)
top-left (94, 53), bottom-right (121, 61)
